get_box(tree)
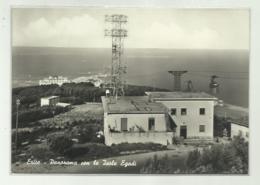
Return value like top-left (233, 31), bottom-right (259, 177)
top-left (48, 135), bottom-right (73, 154)
top-left (186, 149), bottom-right (201, 169)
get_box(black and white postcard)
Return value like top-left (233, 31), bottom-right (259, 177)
top-left (11, 7), bottom-right (249, 174)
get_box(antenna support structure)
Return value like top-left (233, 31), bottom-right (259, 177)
top-left (105, 14), bottom-right (128, 100)
top-left (168, 70), bottom-right (188, 91)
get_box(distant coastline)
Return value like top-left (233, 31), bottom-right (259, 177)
top-left (12, 47), bottom-right (249, 107)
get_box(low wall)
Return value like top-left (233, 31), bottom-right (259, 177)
top-left (104, 131), bottom-right (174, 146)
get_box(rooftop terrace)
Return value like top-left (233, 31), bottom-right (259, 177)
top-left (146, 91), bottom-right (217, 101)
top-left (101, 96), bottom-right (166, 114)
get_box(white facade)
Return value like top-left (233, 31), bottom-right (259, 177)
top-left (102, 96), bottom-right (174, 146)
top-left (146, 92), bottom-right (217, 139)
top-left (156, 100), bottom-right (214, 139)
top-left (103, 112), bottom-right (173, 145)
top-left (231, 123), bottom-right (249, 141)
top-left (39, 76), bottom-right (71, 86)
top-left (40, 96), bottom-right (60, 107)
top-left (104, 113), bottom-right (167, 133)
top-left (102, 92), bottom-right (217, 146)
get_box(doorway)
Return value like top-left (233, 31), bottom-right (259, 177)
top-left (121, 118), bottom-right (128, 132)
top-left (180, 126), bottom-right (187, 139)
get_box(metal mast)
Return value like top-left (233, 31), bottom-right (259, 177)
top-left (209, 75), bottom-right (220, 94)
top-left (105, 14), bottom-right (128, 100)
top-left (168, 70), bottom-right (187, 91)
top-left (15, 98), bottom-right (20, 154)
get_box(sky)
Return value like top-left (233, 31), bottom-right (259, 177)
top-left (12, 8), bottom-right (249, 49)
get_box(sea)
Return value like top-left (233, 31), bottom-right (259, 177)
top-left (12, 47), bottom-right (249, 108)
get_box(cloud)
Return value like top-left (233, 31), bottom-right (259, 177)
top-left (126, 21), bottom-right (220, 49)
top-left (14, 14), bottom-right (108, 47)
top-left (12, 10), bottom-right (249, 49)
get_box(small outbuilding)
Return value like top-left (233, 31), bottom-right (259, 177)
top-left (40, 96), bottom-right (60, 107)
top-left (230, 118), bottom-right (249, 141)
top-left (56, 102), bottom-right (72, 109)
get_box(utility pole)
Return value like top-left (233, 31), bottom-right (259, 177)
top-left (52, 110), bottom-right (55, 126)
top-left (105, 14), bottom-right (128, 100)
top-left (15, 98), bottom-right (20, 154)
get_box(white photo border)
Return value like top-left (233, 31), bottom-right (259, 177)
top-left (1, 0), bottom-right (260, 185)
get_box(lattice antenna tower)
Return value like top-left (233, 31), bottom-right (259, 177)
top-left (105, 14), bottom-right (128, 100)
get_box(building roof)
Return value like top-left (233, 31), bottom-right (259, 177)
top-left (230, 118), bottom-right (249, 128)
top-left (56, 102), bottom-right (71, 107)
top-left (41, 96), bottom-right (59, 100)
top-left (101, 96), bottom-right (166, 114)
top-left (145, 91), bottom-right (217, 101)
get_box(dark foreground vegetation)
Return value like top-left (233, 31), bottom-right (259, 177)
top-left (12, 115), bottom-right (167, 164)
top-left (214, 116), bottom-right (231, 137)
top-left (14, 139), bottom-right (167, 163)
top-left (11, 106), bottom-right (69, 129)
top-left (140, 136), bottom-right (248, 174)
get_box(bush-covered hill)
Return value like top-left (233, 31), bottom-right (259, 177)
top-left (12, 83), bottom-right (169, 111)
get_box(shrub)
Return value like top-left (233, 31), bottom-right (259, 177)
top-left (12, 127), bottom-right (49, 147)
top-left (86, 143), bottom-right (115, 159)
top-left (172, 137), bottom-right (182, 145)
top-left (187, 136), bottom-right (248, 174)
top-left (214, 116), bottom-right (231, 137)
top-left (60, 96), bottom-right (84, 105)
top-left (140, 154), bottom-right (181, 174)
top-left (30, 145), bottom-right (55, 161)
top-left (140, 136), bottom-right (248, 174)
top-left (186, 149), bottom-right (201, 169)
top-left (65, 146), bottom-right (90, 159)
top-left (48, 135), bottom-right (73, 154)
top-left (12, 106), bottom-right (68, 128)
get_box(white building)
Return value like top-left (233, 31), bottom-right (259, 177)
top-left (39, 76), bottom-right (71, 86)
top-left (230, 119), bottom-right (249, 141)
top-left (72, 76), bottom-right (103, 87)
top-left (146, 92), bottom-right (217, 139)
top-left (40, 96), bottom-right (60, 107)
top-left (101, 96), bottom-right (175, 146)
top-left (56, 102), bottom-right (71, 109)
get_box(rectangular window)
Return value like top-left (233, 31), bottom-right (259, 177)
top-left (199, 125), bottom-right (205, 132)
top-left (181, 108), bottom-right (187, 115)
top-left (200, 108), bottom-right (206, 115)
top-left (148, 117), bottom-right (155, 131)
top-left (171, 108), bottom-right (176, 115)
top-left (121, 118), bottom-right (128, 132)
